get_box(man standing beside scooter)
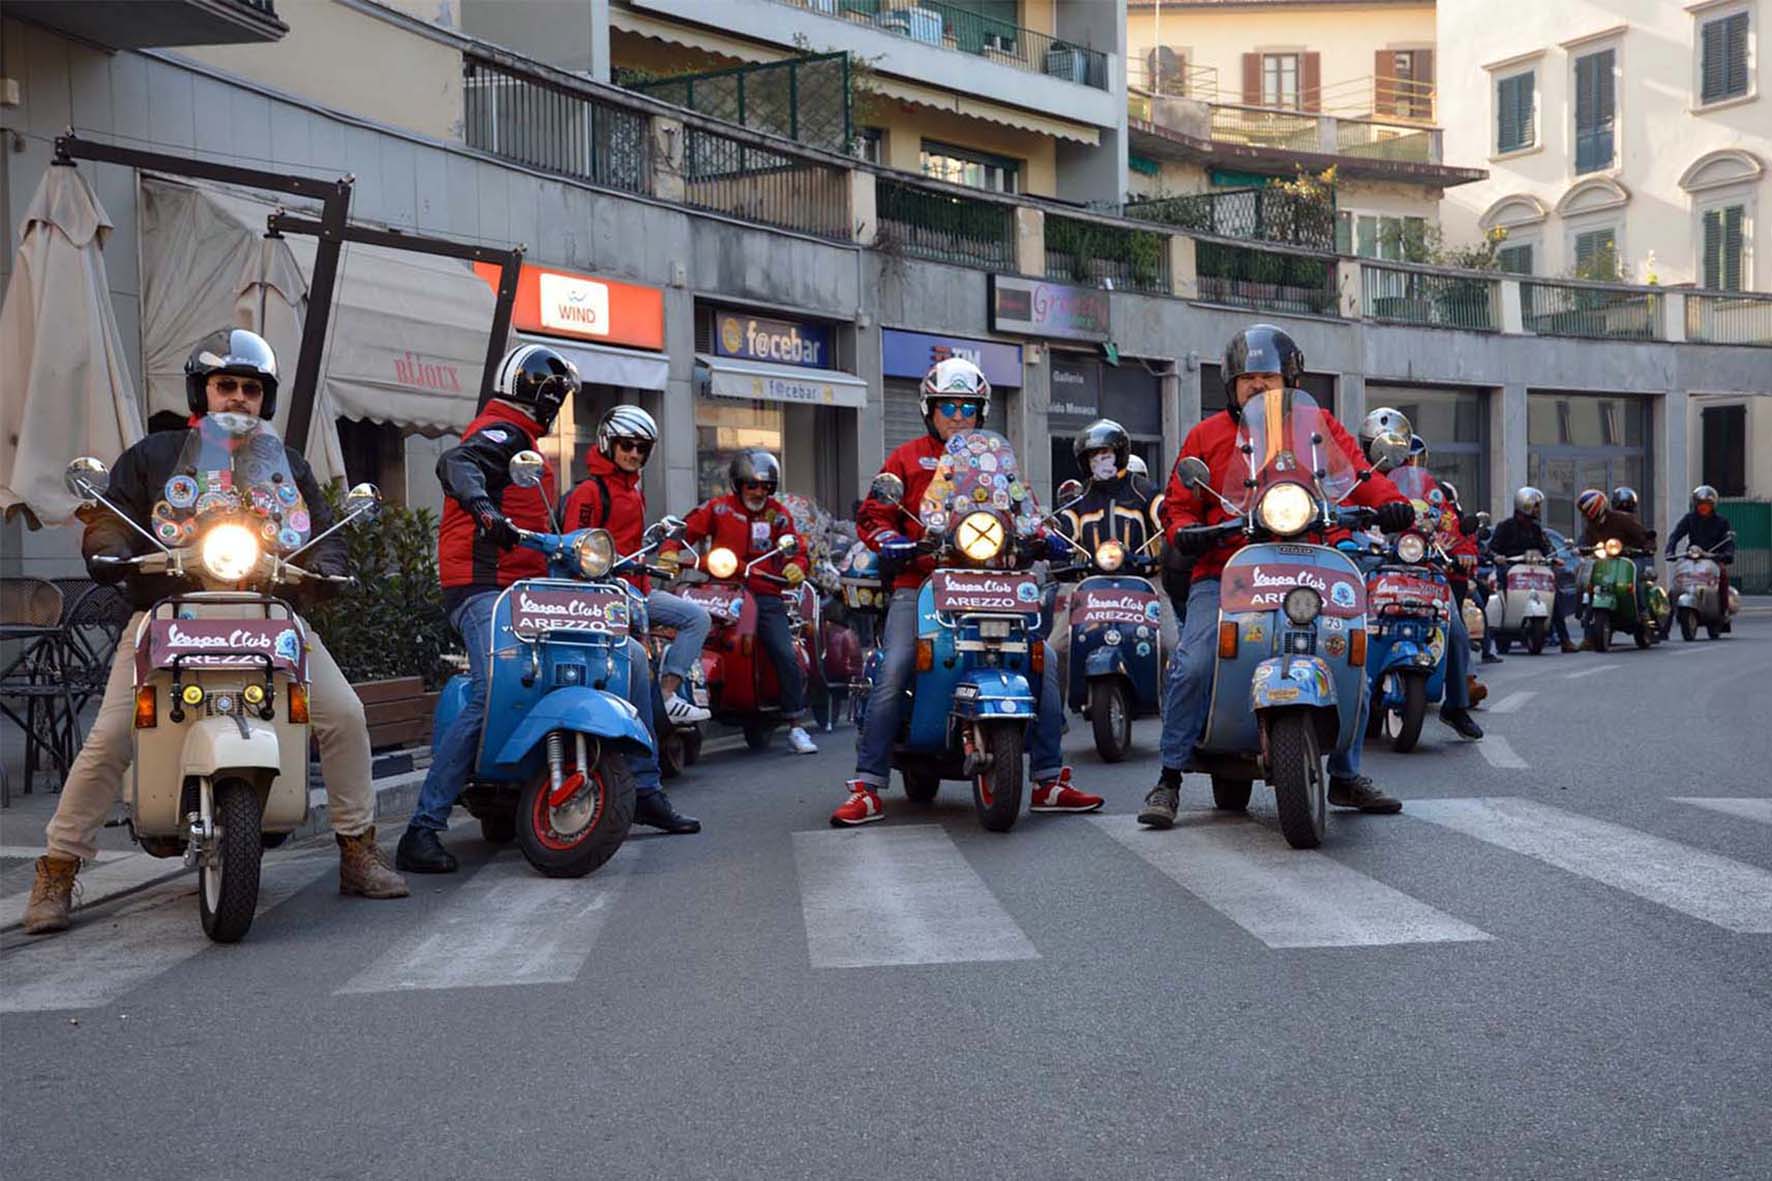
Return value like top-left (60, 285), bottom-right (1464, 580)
top-left (831, 358), bottom-right (1103, 826)
top-left (1665, 485), bottom-right (1736, 633)
top-left (1139, 326), bottom-right (1416, 830)
top-left (397, 346), bottom-right (698, 876)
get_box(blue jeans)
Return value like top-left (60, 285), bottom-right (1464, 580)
top-left (755, 595), bottom-right (808, 722)
top-left (853, 588), bottom-right (1065, 787)
top-left (1444, 603), bottom-right (1471, 709)
top-left (647, 588), bottom-right (710, 687)
top-left (409, 592), bottom-right (661, 832)
top-left (1157, 578), bottom-right (1369, 780)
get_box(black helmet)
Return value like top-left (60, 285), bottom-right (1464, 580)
top-left (1073, 418), bottom-right (1130, 475)
top-left (729, 448), bottom-right (781, 494)
top-left (1691, 484), bottom-right (1718, 510)
top-left (595, 404), bottom-right (658, 460)
top-left (185, 328), bottom-right (279, 419)
top-left (492, 343), bottom-right (579, 432)
top-left (1611, 485), bottom-right (1639, 515)
top-left (1222, 324), bottom-right (1304, 416)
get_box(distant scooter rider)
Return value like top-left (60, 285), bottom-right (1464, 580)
top-left (1578, 486), bottom-right (1654, 618)
top-left (668, 448), bottom-right (820, 756)
top-left (1140, 325), bottom-right (1416, 829)
top-left (1666, 485), bottom-right (1736, 630)
top-left (562, 405), bottom-right (714, 725)
top-left (832, 357), bottom-right (1103, 826)
top-left (1058, 419), bottom-right (1161, 558)
top-left (398, 346), bottom-right (697, 875)
top-left (1490, 486), bottom-right (1575, 653)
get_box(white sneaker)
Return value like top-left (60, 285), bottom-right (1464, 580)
top-left (664, 695), bottom-right (711, 725)
top-left (788, 726), bottom-right (819, 755)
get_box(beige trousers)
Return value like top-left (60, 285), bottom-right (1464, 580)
top-left (44, 611), bottom-right (375, 861)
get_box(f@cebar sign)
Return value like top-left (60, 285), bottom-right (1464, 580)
top-left (538, 272), bottom-right (611, 337)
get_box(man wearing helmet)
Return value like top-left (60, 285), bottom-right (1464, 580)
top-left (398, 346), bottom-right (698, 876)
top-left (1139, 326), bottom-right (1416, 830)
top-left (563, 404), bottom-right (713, 724)
top-left (667, 448), bottom-right (820, 756)
top-left (832, 357), bottom-right (1103, 826)
top-left (1058, 419), bottom-right (1162, 561)
top-left (1665, 485), bottom-right (1735, 629)
top-left (22, 329), bottom-right (407, 935)
top-left (1490, 486), bottom-right (1576, 654)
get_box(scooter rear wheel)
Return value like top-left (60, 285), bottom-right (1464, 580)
top-left (973, 723), bottom-right (1025, 833)
top-left (1268, 712), bottom-right (1326, 850)
top-left (743, 722), bottom-right (774, 752)
top-left (479, 813), bottom-right (517, 844)
top-left (517, 749), bottom-right (636, 879)
top-left (199, 777), bottom-right (265, 944)
top-left (1211, 776), bottom-right (1252, 812)
top-left (901, 768), bottom-right (941, 803)
top-left (1524, 618), bottom-right (1546, 655)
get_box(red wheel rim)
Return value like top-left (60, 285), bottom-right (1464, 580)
top-left (530, 766), bottom-right (608, 851)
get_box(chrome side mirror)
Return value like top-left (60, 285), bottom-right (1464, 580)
top-left (343, 483), bottom-right (382, 521)
top-left (868, 472), bottom-right (904, 505)
top-left (1367, 432), bottom-right (1411, 473)
top-left (508, 450), bottom-right (546, 489)
top-left (1055, 479), bottom-right (1084, 506)
top-left (1176, 457), bottom-right (1210, 490)
top-left (777, 535), bottom-right (799, 555)
top-left (64, 456), bottom-right (109, 501)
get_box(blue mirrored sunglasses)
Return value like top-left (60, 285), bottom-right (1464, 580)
top-left (935, 400), bottom-right (981, 418)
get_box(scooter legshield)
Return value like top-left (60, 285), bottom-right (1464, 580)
top-left (489, 686), bottom-right (653, 773)
top-left (950, 668), bottom-right (1036, 721)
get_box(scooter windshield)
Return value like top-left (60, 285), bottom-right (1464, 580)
top-left (1388, 467), bottom-right (1442, 529)
top-left (158, 413), bottom-right (311, 554)
top-left (918, 430), bottom-right (1042, 539)
top-left (1220, 388), bottom-right (1354, 515)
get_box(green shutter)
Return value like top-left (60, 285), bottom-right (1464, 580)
top-left (1724, 205), bottom-right (1744, 291)
top-left (1704, 208), bottom-right (1722, 289)
top-left (1704, 13), bottom-right (1751, 103)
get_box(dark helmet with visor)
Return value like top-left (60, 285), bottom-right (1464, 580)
top-left (492, 343), bottom-right (579, 432)
top-left (1221, 324), bottom-right (1304, 418)
top-left (729, 448), bottom-right (781, 494)
top-left (1611, 485), bottom-right (1639, 515)
top-left (1072, 418), bottom-right (1130, 473)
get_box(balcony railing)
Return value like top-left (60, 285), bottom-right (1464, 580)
top-left (630, 53), bottom-right (853, 156)
top-left (1362, 262), bottom-right (1499, 332)
top-left (683, 126), bottom-right (852, 240)
top-left (1334, 118), bottom-right (1440, 164)
top-left (464, 55), bottom-right (651, 195)
top-left (1196, 241), bottom-right (1338, 317)
top-left (1522, 280), bottom-right (1664, 341)
top-left (1129, 65), bottom-right (1434, 122)
top-left (877, 178), bottom-right (1016, 270)
top-left (1125, 188), bottom-right (1336, 252)
top-left (1044, 215), bottom-right (1170, 295)
top-left (1131, 96), bottom-right (1447, 167)
top-left (772, 0), bottom-right (1108, 90)
top-left (1684, 291), bottom-right (1772, 346)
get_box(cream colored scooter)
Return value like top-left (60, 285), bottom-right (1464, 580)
top-left (64, 454), bottom-right (379, 942)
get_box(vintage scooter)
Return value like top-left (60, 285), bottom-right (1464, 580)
top-left (1671, 534), bottom-right (1738, 641)
top-left (676, 535), bottom-right (817, 751)
top-left (645, 617), bottom-right (706, 779)
top-left (1173, 388), bottom-right (1379, 850)
top-left (64, 415), bottom-right (380, 942)
top-left (431, 451), bottom-right (659, 878)
top-left (857, 430), bottom-right (1048, 832)
top-left (1359, 528), bottom-right (1453, 753)
top-left (1484, 550), bottom-right (1557, 654)
top-left (1584, 538), bottom-right (1658, 652)
top-left (1060, 509), bottom-right (1166, 763)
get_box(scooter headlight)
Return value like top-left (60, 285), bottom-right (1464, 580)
top-left (705, 547), bottom-right (739, 580)
top-left (1283, 586), bottom-right (1322, 625)
top-left (1604, 538), bottom-right (1623, 558)
top-left (1687, 545), bottom-right (1702, 560)
top-left (572, 529), bottom-right (616, 579)
top-left (1257, 482), bottom-right (1315, 537)
top-left (1094, 540), bottom-right (1126, 572)
top-left (955, 511), bottom-right (1005, 564)
top-left (200, 521), bottom-right (261, 581)
top-left (1593, 544), bottom-right (1607, 559)
top-left (1395, 533), bottom-right (1427, 564)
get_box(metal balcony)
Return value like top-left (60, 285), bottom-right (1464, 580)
top-left (5, 0), bottom-right (287, 49)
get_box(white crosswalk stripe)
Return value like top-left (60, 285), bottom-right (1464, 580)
top-left (1488, 690), bottom-right (1537, 715)
top-left (1477, 735), bottom-right (1528, 769)
top-left (1408, 798), bottom-right (1772, 933)
top-left (1562, 663), bottom-right (1620, 679)
top-left (0, 853), bottom-right (332, 1013)
top-left (793, 825), bottom-right (1039, 968)
top-left (336, 845), bottom-right (641, 994)
top-left (1091, 814), bottom-right (1491, 948)
top-left (1674, 798), bottom-right (1772, 826)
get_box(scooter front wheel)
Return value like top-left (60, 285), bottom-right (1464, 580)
top-left (1089, 680), bottom-right (1132, 763)
top-left (1267, 712), bottom-right (1326, 850)
top-left (1679, 609), bottom-right (1697, 642)
top-left (1590, 609), bottom-right (1612, 652)
top-left (517, 749), bottom-right (636, 879)
top-left (1389, 673), bottom-right (1427, 754)
top-left (199, 777), bottom-right (265, 944)
top-left (973, 723), bottom-right (1025, 833)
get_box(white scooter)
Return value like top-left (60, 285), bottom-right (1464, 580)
top-left (1485, 550), bottom-right (1556, 654)
top-left (1670, 534), bottom-right (1738, 641)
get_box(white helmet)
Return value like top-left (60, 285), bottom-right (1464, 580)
top-left (595, 404), bottom-right (658, 460)
top-left (919, 357), bottom-right (991, 434)
top-left (1125, 454), bottom-right (1149, 479)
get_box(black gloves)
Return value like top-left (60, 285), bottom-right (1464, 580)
top-left (463, 496), bottom-right (520, 549)
top-left (1376, 501), bottom-right (1416, 533)
top-left (1458, 512), bottom-right (1479, 534)
top-left (1171, 526), bottom-right (1217, 555)
top-left (86, 546), bottom-right (133, 585)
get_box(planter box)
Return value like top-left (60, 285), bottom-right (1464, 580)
top-left (353, 675), bottom-right (441, 751)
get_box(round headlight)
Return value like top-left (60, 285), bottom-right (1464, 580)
top-left (955, 511), bottom-right (1005, 563)
top-left (1593, 544), bottom-right (1607, 559)
top-left (1283, 586), bottom-right (1322, 625)
top-left (1395, 533), bottom-right (1427, 564)
top-left (1094, 540), bottom-right (1126, 572)
top-left (242, 683), bottom-right (266, 706)
top-left (706, 547), bottom-right (739, 580)
top-left (200, 522), bottom-right (261, 581)
top-left (571, 530), bottom-right (615, 579)
top-left (1257, 482), bottom-right (1316, 537)
top-left (1687, 545), bottom-right (1702, 559)
top-left (1604, 538), bottom-right (1623, 558)
top-left (180, 683), bottom-right (205, 706)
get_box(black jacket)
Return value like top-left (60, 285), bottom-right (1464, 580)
top-left (82, 426), bottom-right (343, 612)
top-left (1665, 510), bottom-right (1735, 561)
top-left (1058, 473), bottom-right (1161, 564)
top-left (1488, 513), bottom-right (1552, 561)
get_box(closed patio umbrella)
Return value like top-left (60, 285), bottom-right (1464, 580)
top-left (234, 233), bottom-right (347, 487)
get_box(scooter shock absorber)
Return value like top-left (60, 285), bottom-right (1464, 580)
top-left (546, 730), bottom-right (567, 798)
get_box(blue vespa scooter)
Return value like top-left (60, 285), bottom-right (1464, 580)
top-left (855, 430), bottom-right (1048, 832)
top-left (1356, 526), bottom-right (1454, 753)
top-left (431, 450), bottom-right (667, 878)
top-left (1173, 389), bottom-right (1382, 849)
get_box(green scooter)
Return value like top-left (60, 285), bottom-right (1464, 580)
top-left (1583, 538), bottom-right (1660, 651)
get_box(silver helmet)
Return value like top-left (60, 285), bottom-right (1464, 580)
top-left (1514, 486), bottom-right (1544, 519)
top-left (595, 404), bottom-right (658, 460)
top-left (1358, 407), bottom-right (1413, 472)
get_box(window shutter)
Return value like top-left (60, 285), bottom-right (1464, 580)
top-left (1302, 52), bottom-right (1322, 111)
top-left (1576, 230), bottom-right (1597, 271)
top-left (1702, 18), bottom-right (1729, 102)
top-left (1596, 50), bottom-right (1615, 123)
top-left (1723, 205), bottom-right (1744, 291)
top-left (1703, 208), bottom-right (1722, 289)
top-left (1497, 76), bottom-right (1519, 151)
top-left (1242, 53), bottom-right (1261, 105)
top-left (1414, 50), bottom-right (1435, 118)
top-left (1374, 49), bottom-right (1397, 115)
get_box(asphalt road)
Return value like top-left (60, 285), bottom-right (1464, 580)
top-left (3, 620), bottom-right (1770, 1180)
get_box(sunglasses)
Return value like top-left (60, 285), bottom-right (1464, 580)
top-left (613, 439), bottom-right (652, 454)
top-left (935, 400), bottom-right (981, 419)
top-left (737, 480), bottom-right (776, 493)
top-left (210, 377), bottom-right (265, 397)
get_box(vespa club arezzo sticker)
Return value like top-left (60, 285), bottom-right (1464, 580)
top-left (509, 587), bottom-right (630, 637)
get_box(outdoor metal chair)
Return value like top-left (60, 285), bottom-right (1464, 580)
top-left (0, 577), bottom-right (77, 806)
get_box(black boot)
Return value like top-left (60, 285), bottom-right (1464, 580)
top-left (395, 826), bottom-right (459, 874)
top-left (634, 789), bottom-right (701, 835)
top-left (1439, 706), bottom-right (1484, 740)
top-left (1328, 775), bottom-right (1403, 814)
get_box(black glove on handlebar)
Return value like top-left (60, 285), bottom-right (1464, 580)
top-left (1376, 501), bottom-right (1415, 533)
top-left (1171, 526), bottom-right (1218, 555)
top-left (463, 496), bottom-right (520, 550)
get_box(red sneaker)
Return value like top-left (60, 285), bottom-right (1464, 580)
top-left (1030, 767), bottom-right (1103, 814)
top-left (830, 781), bottom-right (885, 827)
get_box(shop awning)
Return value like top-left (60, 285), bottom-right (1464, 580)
top-left (525, 336), bottom-right (668, 392)
top-left (696, 354), bottom-right (868, 409)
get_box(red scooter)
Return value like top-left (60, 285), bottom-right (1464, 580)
top-left (678, 537), bottom-right (818, 751)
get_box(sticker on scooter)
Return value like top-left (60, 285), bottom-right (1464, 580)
top-left (509, 587), bottom-right (630, 639)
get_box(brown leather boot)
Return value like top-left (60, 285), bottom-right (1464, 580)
top-left (337, 827), bottom-right (410, 899)
top-left (22, 854), bottom-right (80, 935)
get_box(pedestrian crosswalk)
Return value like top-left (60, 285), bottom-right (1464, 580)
top-left (2, 797), bottom-right (1768, 1013)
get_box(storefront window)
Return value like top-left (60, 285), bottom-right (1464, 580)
top-left (695, 399), bottom-right (784, 503)
top-left (1527, 392), bottom-right (1652, 535)
top-left (1371, 386), bottom-right (1489, 510)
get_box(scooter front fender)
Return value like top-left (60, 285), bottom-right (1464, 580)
top-left (491, 686), bottom-right (653, 769)
top-left (1251, 656), bottom-right (1339, 710)
top-left (181, 716), bottom-right (282, 778)
top-left (951, 668), bottom-right (1036, 722)
top-left (1083, 645), bottom-right (1128, 680)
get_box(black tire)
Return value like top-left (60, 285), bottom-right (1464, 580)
top-left (743, 722), bottom-right (774, 751)
top-left (1495, 635), bottom-right (1512, 655)
top-left (1267, 711), bottom-right (1326, 850)
top-left (199, 778), bottom-right (265, 944)
top-left (658, 728), bottom-right (687, 780)
top-left (1364, 701), bottom-right (1385, 740)
top-left (681, 727), bottom-right (703, 766)
top-left (516, 743), bottom-right (636, 879)
top-left (1591, 609), bottom-right (1612, 653)
top-left (1634, 623), bottom-right (1652, 650)
top-left (973, 723), bottom-right (1025, 833)
top-left (1211, 776), bottom-right (1252, 812)
top-left (1679, 610), bottom-right (1697, 642)
top-left (1390, 673), bottom-right (1427, 754)
top-left (901, 768), bottom-right (941, 803)
top-left (1089, 680), bottom-right (1132, 764)
top-left (1707, 621), bottom-right (1722, 640)
top-left (479, 812), bottom-right (517, 844)
top-left (259, 832), bottom-right (289, 850)
top-left (1524, 618), bottom-right (1546, 655)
